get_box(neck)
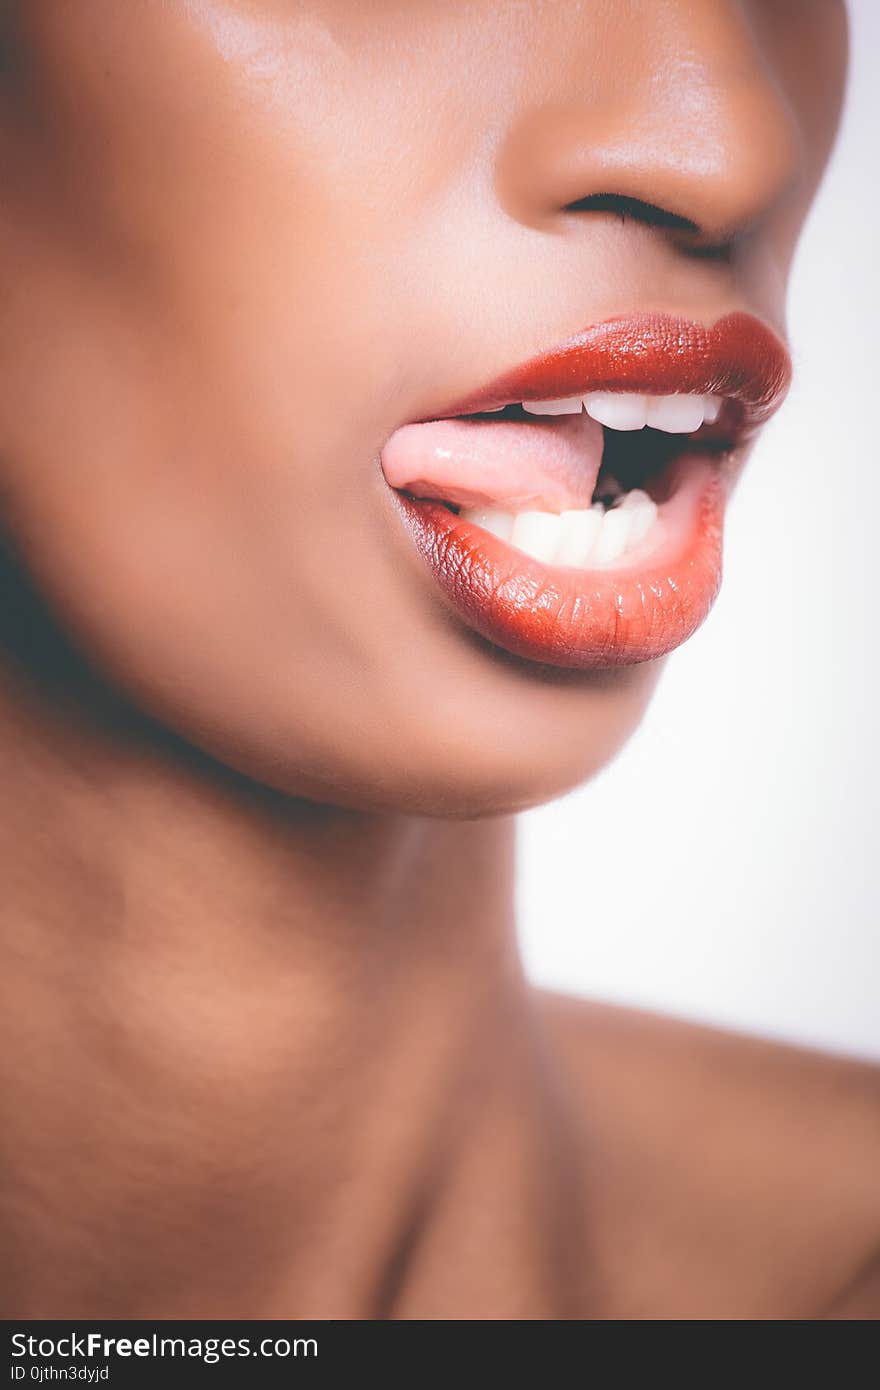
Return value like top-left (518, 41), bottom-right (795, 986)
top-left (0, 588), bottom-right (582, 1318)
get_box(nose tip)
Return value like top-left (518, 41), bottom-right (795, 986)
top-left (495, 9), bottom-right (803, 245)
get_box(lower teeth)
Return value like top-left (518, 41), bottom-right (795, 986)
top-left (459, 487), bottom-right (658, 567)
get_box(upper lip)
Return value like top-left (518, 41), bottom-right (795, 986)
top-left (430, 311), bottom-right (792, 435)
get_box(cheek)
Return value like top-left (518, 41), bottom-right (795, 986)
top-left (0, 387), bottom-right (662, 819)
top-left (0, 1), bottom-right (665, 816)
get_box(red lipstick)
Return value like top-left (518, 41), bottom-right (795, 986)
top-left (439, 312), bottom-right (790, 425)
top-left (388, 312), bottom-right (791, 671)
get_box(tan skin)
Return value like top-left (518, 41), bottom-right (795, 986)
top-left (0, 0), bottom-right (877, 1319)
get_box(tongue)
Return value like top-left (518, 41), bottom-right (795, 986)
top-left (381, 411), bottom-right (605, 511)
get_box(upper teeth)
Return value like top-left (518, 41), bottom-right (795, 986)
top-left (522, 392), bottom-right (722, 432)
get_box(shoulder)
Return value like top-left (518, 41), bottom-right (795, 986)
top-left (536, 990), bottom-right (880, 1318)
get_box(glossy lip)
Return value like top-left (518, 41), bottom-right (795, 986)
top-left (389, 311), bottom-right (791, 671)
top-left (430, 311), bottom-right (791, 430)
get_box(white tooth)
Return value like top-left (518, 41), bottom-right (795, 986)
top-left (521, 396), bottom-right (584, 416)
top-left (618, 489), bottom-right (659, 545)
top-left (510, 510), bottom-right (563, 563)
top-left (460, 506), bottom-right (516, 541)
top-left (555, 508), bottom-right (603, 567)
top-left (618, 487), bottom-right (653, 511)
top-left (644, 394), bottom-right (705, 433)
top-left (627, 497), bottom-right (658, 543)
top-left (583, 393), bottom-right (648, 431)
top-left (592, 507), bottom-right (633, 565)
top-left (627, 502), bottom-right (657, 545)
top-left (702, 394), bottom-right (723, 424)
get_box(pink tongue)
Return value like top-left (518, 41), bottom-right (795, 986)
top-left (380, 411), bottom-right (604, 511)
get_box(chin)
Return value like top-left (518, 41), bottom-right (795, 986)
top-left (186, 650), bottom-right (666, 821)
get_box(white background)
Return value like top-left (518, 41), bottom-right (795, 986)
top-left (518, 0), bottom-right (880, 1060)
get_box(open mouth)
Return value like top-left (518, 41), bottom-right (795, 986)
top-left (385, 312), bottom-right (791, 670)
top-left (385, 393), bottom-right (730, 570)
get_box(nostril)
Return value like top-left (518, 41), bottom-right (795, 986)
top-left (562, 191), bottom-right (737, 261)
top-left (562, 193), bottom-right (700, 236)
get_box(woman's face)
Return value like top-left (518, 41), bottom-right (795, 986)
top-left (0, 1), bottom-right (845, 814)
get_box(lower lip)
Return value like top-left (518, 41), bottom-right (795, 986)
top-left (392, 455), bottom-right (725, 670)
